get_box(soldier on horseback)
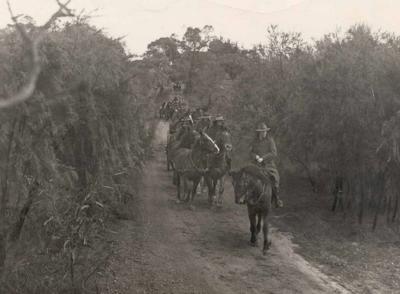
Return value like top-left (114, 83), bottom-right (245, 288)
top-left (207, 115), bottom-right (229, 140)
top-left (195, 114), bottom-right (212, 132)
top-left (175, 116), bottom-right (195, 145)
top-left (249, 123), bottom-right (283, 208)
top-left (206, 115), bottom-right (231, 170)
top-left (191, 107), bottom-right (204, 122)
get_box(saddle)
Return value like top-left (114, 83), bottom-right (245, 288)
top-left (242, 165), bottom-right (271, 185)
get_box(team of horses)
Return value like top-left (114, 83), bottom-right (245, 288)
top-left (163, 110), bottom-right (274, 255)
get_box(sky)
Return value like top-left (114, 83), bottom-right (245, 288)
top-left (0, 0), bottom-right (400, 54)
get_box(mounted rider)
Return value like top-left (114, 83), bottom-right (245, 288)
top-left (176, 115), bottom-right (194, 141)
top-left (166, 115), bottom-right (196, 170)
top-left (191, 107), bottom-right (204, 122)
top-left (169, 100), bottom-right (189, 133)
top-left (207, 115), bottom-right (229, 141)
top-left (195, 114), bottom-right (213, 133)
top-left (249, 122), bottom-right (283, 208)
top-left (204, 115), bottom-right (231, 171)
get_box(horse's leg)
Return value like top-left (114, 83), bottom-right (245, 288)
top-left (183, 176), bottom-right (190, 203)
top-left (196, 176), bottom-right (203, 195)
top-left (173, 169), bottom-right (178, 186)
top-left (201, 176), bottom-right (207, 194)
top-left (196, 177), bottom-right (201, 194)
top-left (165, 148), bottom-right (169, 171)
top-left (176, 172), bottom-right (181, 203)
top-left (262, 212), bottom-right (272, 255)
top-left (256, 213), bottom-right (262, 235)
top-left (205, 176), bottom-right (214, 206)
top-left (211, 179), bottom-right (217, 206)
top-left (216, 175), bottom-right (225, 207)
top-left (189, 177), bottom-right (201, 209)
top-left (248, 206), bottom-right (257, 246)
top-left (168, 158), bottom-right (174, 172)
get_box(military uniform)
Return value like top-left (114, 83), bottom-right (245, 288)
top-left (207, 115), bottom-right (229, 141)
top-left (191, 108), bottom-right (204, 122)
top-left (249, 123), bottom-right (283, 208)
top-left (195, 115), bottom-right (212, 132)
top-left (208, 125), bottom-right (226, 140)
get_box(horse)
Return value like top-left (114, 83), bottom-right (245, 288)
top-left (166, 117), bottom-right (196, 172)
top-left (169, 127), bottom-right (199, 186)
top-left (173, 132), bottom-right (220, 208)
top-left (205, 130), bottom-right (233, 207)
top-left (230, 166), bottom-right (272, 255)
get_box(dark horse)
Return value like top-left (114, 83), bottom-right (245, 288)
top-left (205, 131), bottom-right (233, 207)
top-left (166, 122), bottom-right (198, 172)
top-left (173, 132), bottom-right (220, 208)
top-left (230, 166), bottom-right (272, 255)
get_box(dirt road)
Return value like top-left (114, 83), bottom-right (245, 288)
top-left (103, 121), bottom-right (351, 294)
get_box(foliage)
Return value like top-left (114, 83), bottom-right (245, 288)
top-left (0, 18), bottom-right (155, 293)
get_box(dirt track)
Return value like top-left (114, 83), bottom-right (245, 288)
top-left (104, 121), bottom-right (351, 294)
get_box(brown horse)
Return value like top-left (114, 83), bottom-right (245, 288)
top-left (166, 124), bottom-right (198, 174)
top-left (230, 166), bottom-right (272, 255)
top-left (173, 132), bottom-right (220, 208)
top-left (205, 131), bottom-right (233, 207)
top-left (166, 116), bottom-right (195, 171)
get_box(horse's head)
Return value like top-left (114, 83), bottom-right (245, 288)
top-left (198, 131), bottom-right (220, 155)
top-left (217, 131), bottom-right (233, 154)
top-left (229, 169), bottom-right (250, 204)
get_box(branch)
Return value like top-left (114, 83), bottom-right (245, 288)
top-left (0, 0), bottom-right (74, 109)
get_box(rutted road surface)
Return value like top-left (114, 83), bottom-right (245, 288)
top-left (104, 121), bottom-right (350, 294)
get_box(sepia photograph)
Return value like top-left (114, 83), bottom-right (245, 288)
top-left (0, 0), bottom-right (400, 293)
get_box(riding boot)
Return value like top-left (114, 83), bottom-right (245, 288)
top-left (272, 186), bottom-right (283, 208)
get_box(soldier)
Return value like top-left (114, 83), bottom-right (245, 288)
top-left (169, 109), bottom-right (181, 134)
top-left (171, 96), bottom-right (179, 109)
top-left (207, 115), bottom-right (229, 140)
top-left (176, 116), bottom-right (193, 141)
top-left (249, 122), bottom-right (283, 208)
top-left (195, 114), bottom-right (212, 133)
top-left (191, 107), bottom-right (204, 122)
top-left (178, 117), bottom-right (199, 149)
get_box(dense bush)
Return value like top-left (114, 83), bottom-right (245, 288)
top-left (0, 18), bottom-right (156, 293)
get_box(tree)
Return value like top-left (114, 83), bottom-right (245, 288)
top-left (181, 25), bottom-right (214, 93)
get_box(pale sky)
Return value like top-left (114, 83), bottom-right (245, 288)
top-left (0, 0), bottom-right (399, 54)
